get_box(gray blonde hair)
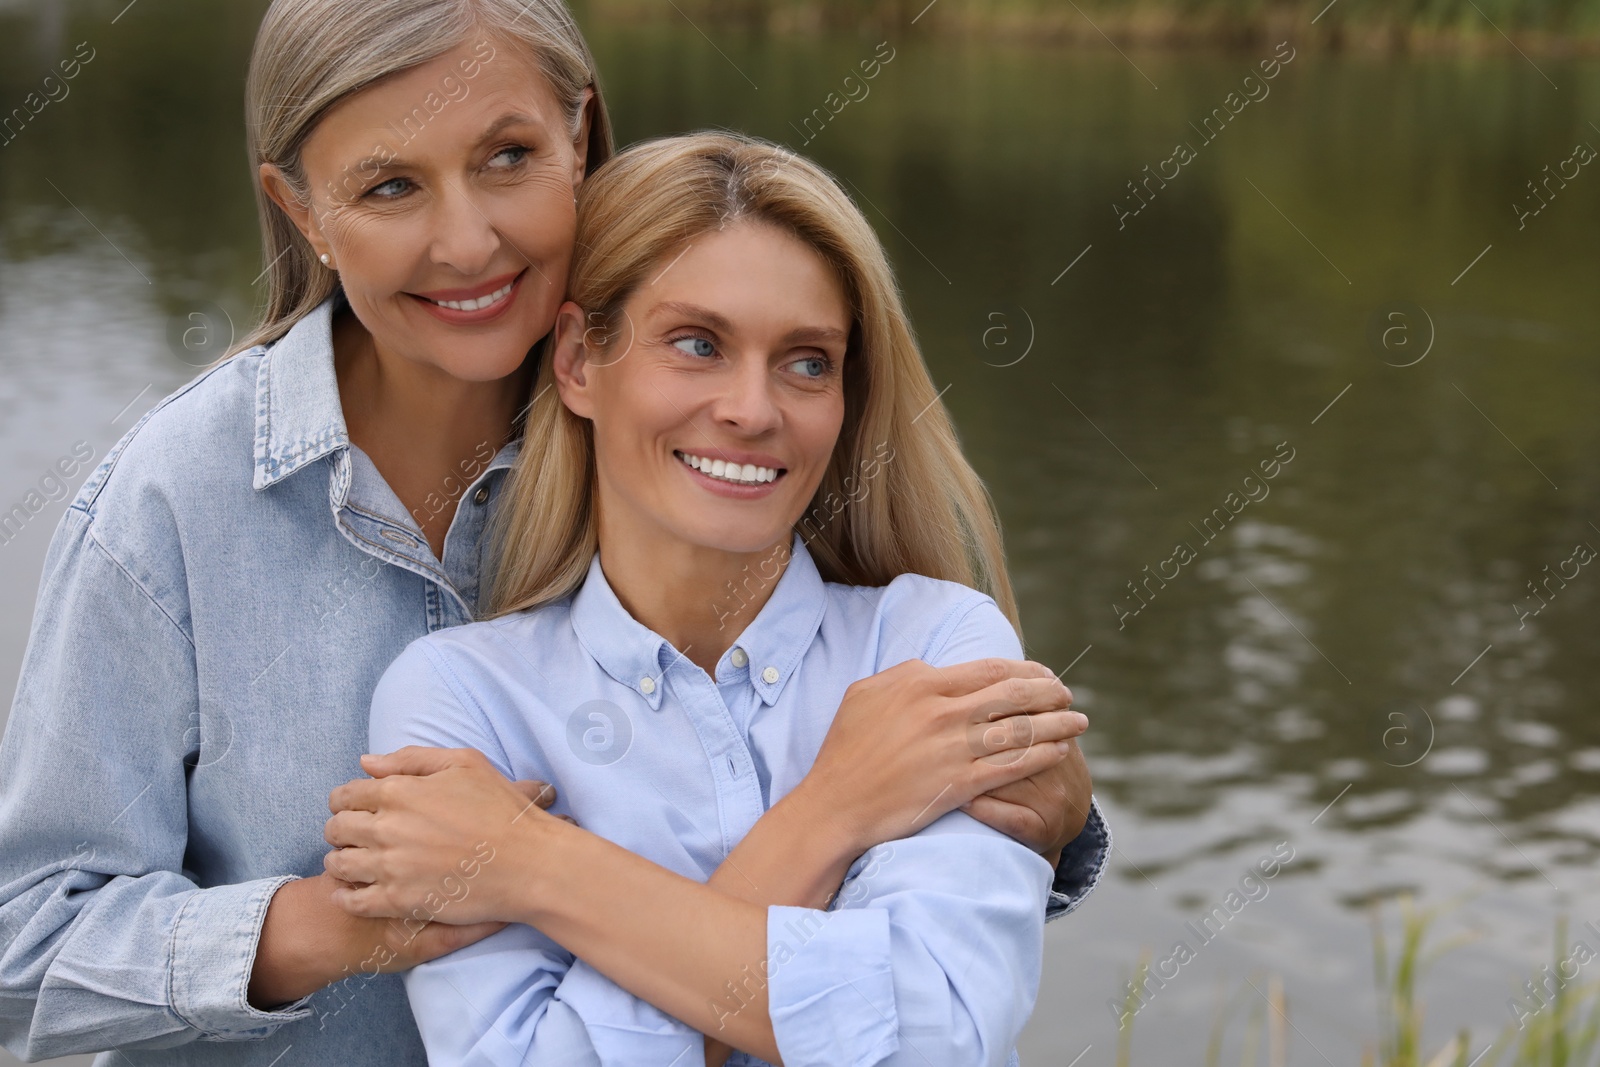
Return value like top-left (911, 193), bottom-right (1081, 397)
top-left (489, 132), bottom-right (1020, 633)
top-left (237, 0), bottom-right (613, 354)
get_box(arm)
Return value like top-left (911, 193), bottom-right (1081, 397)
top-left (764, 813), bottom-right (1050, 1067)
top-left (354, 643), bottom-right (711, 1066)
top-left (931, 620), bottom-right (1112, 922)
top-left (696, 601), bottom-right (1062, 1064)
top-left (338, 604), bottom-right (1073, 1064)
top-left (0, 508), bottom-right (312, 1059)
top-left (498, 786), bottom-right (1048, 1066)
top-left (694, 657), bottom-right (1078, 1064)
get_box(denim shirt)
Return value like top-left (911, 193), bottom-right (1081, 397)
top-left (0, 294), bottom-right (1110, 1065)
top-left (373, 542), bottom-right (1111, 1067)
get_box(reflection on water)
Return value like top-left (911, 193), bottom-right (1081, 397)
top-left (2, 1), bottom-right (1598, 1063)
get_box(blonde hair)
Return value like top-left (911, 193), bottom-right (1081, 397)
top-left (489, 132), bottom-right (1020, 632)
top-left (237, 0), bottom-right (613, 354)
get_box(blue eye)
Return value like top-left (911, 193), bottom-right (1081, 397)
top-left (792, 356), bottom-right (829, 378)
top-left (673, 337), bottom-right (716, 358)
top-left (368, 177), bottom-right (410, 199)
top-left (490, 145), bottom-right (528, 168)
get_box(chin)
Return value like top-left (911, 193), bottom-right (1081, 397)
top-left (434, 342), bottom-right (536, 383)
top-left (677, 518), bottom-right (794, 557)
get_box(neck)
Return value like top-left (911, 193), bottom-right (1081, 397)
top-left (333, 309), bottom-right (530, 467)
top-left (595, 515), bottom-right (793, 675)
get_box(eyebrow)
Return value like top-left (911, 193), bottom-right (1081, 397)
top-left (360, 111), bottom-right (545, 174)
top-left (650, 301), bottom-right (849, 346)
top-left (652, 301), bottom-right (733, 333)
top-left (475, 111), bottom-right (545, 146)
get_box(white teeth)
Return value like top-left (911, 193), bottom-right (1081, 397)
top-left (429, 280), bottom-right (515, 312)
top-left (675, 451), bottom-right (781, 485)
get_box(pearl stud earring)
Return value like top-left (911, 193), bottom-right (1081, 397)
top-left (320, 253), bottom-right (331, 266)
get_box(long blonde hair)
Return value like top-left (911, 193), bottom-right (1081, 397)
top-left (489, 132), bottom-right (1020, 632)
top-left (237, 0), bottom-right (613, 355)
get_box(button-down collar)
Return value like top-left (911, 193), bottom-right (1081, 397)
top-left (569, 533), bottom-right (828, 710)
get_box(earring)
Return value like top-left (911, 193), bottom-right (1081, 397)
top-left (320, 253), bottom-right (331, 267)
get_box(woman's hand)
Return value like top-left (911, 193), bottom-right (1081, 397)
top-left (321, 747), bottom-right (562, 926)
top-left (796, 657), bottom-right (1086, 858)
top-left (249, 871), bottom-right (510, 1008)
top-left (965, 736), bottom-right (1092, 868)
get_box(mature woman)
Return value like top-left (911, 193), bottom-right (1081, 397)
top-left (351, 130), bottom-right (1083, 1067)
top-left (0, 1), bottom-right (1108, 1065)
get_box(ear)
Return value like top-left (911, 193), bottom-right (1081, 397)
top-left (569, 87), bottom-right (595, 192)
top-left (551, 300), bottom-right (596, 419)
top-left (259, 163), bottom-right (331, 262)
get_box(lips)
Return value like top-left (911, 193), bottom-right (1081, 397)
top-left (423, 278), bottom-right (515, 312)
top-left (408, 269), bottom-right (526, 324)
top-left (675, 450), bottom-right (784, 485)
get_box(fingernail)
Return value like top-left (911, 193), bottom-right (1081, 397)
top-left (1056, 740), bottom-right (1073, 753)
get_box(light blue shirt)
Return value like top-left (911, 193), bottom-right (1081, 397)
top-left (0, 293), bottom-right (1108, 1065)
top-left (370, 540), bottom-right (1111, 1067)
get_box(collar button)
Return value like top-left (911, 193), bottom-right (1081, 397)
top-left (640, 676), bottom-right (657, 695)
top-left (730, 647), bottom-right (749, 668)
top-left (473, 486), bottom-right (490, 506)
top-left (761, 666), bottom-right (780, 685)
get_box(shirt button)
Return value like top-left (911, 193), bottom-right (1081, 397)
top-left (640, 677), bottom-right (656, 695)
top-left (730, 648), bottom-right (749, 668)
top-left (472, 486), bottom-right (490, 506)
top-left (761, 666), bottom-right (779, 684)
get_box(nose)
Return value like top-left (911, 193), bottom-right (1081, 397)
top-left (710, 354), bottom-right (782, 436)
top-left (428, 179), bottom-right (501, 277)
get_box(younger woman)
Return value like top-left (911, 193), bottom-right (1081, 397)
top-left (345, 132), bottom-right (1106, 1066)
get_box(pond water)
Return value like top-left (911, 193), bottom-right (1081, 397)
top-left (2, 1), bottom-right (1598, 1064)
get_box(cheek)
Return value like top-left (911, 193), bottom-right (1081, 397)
top-left (497, 171), bottom-right (578, 260)
top-left (798, 393), bottom-right (846, 469)
top-left (497, 186), bottom-right (576, 309)
top-left (325, 211), bottom-right (415, 285)
top-left (594, 363), bottom-right (676, 462)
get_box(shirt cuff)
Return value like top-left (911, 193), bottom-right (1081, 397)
top-left (766, 905), bottom-right (899, 1067)
top-left (1045, 796), bottom-right (1111, 922)
top-left (168, 875), bottom-right (316, 1038)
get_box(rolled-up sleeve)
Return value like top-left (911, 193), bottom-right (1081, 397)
top-left (766, 811), bottom-right (1052, 1067)
top-left (0, 507), bottom-right (311, 1061)
top-left (1046, 797), bottom-right (1111, 921)
top-left (371, 642), bottom-right (704, 1067)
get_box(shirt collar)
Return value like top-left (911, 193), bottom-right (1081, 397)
top-left (569, 533), bottom-right (828, 710)
top-left (252, 295), bottom-right (351, 491)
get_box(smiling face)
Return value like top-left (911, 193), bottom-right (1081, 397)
top-left (552, 220), bottom-right (852, 558)
top-left (264, 37), bottom-right (588, 382)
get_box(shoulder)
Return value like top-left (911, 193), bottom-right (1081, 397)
top-left (382, 599), bottom-right (579, 705)
top-left (369, 601), bottom-right (578, 763)
top-left (72, 348), bottom-right (266, 544)
top-left (821, 573), bottom-right (1021, 668)
top-left (25, 350), bottom-right (266, 626)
